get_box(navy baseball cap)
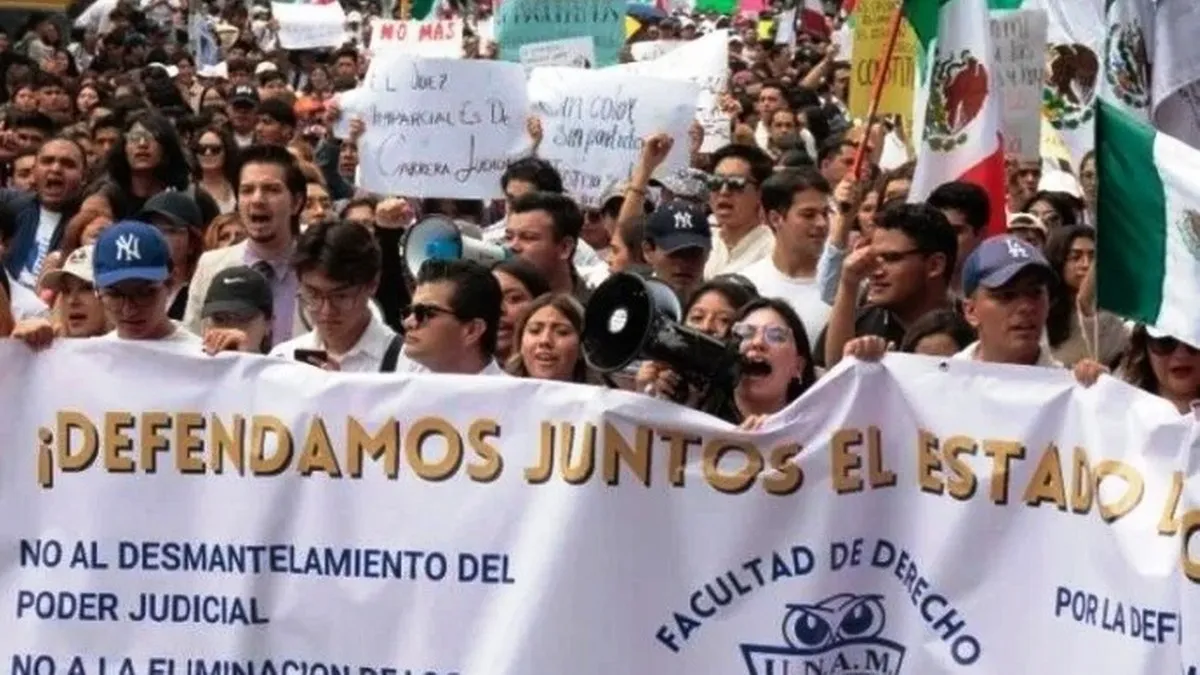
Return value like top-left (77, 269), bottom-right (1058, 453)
top-left (92, 220), bottom-right (171, 289)
top-left (961, 235), bottom-right (1054, 296)
top-left (645, 201), bottom-right (712, 253)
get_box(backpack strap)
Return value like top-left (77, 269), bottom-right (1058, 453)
top-left (379, 334), bottom-right (403, 373)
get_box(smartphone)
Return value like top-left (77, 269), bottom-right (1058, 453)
top-left (294, 349), bottom-right (330, 368)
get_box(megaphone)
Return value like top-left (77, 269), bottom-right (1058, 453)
top-left (400, 215), bottom-right (510, 278)
top-left (582, 272), bottom-right (742, 387)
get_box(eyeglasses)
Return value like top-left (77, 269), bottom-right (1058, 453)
top-left (1147, 335), bottom-right (1199, 356)
top-left (196, 143), bottom-right (223, 156)
top-left (731, 322), bottom-right (791, 345)
top-left (297, 284), bottom-right (361, 311)
top-left (706, 175), bottom-right (756, 193)
top-left (99, 284), bottom-right (161, 310)
top-left (402, 303), bottom-right (458, 325)
top-left (126, 129), bottom-right (155, 146)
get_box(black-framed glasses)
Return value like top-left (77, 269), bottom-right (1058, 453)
top-left (297, 284), bottom-right (361, 311)
top-left (706, 175), bottom-right (756, 193)
top-left (1147, 335), bottom-right (1199, 356)
top-left (403, 303), bottom-right (458, 325)
top-left (99, 284), bottom-right (161, 310)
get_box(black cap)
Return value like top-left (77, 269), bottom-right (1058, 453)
top-left (231, 85), bottom-right (259, 106)
top-left (645, 201), bottom-right (712, 253)
top-left (138, 191), bottom-right (204, 230)
top-left (202, 266), bottom-right (273, 319)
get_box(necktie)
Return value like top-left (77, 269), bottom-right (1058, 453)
top-left (251, 260), bottom-right (275, 285)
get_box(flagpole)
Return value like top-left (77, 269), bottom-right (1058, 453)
top-left (850, 0), bottom-right (905, 179)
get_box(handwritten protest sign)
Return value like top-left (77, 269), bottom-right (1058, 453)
top-left (848, 0), bottom-right (916, 121)
top-left (496, 0), bottom-right (624, 67)
top-left (990, 9), bottom-right (1048, 161)
top-left (519, 37), bottom-right (595, 69)
top-left (609, 30), bottom-right (730, 152)
top-left (630, 40), bottom-right (682, 61)
top-left (271, 1), bottom-right (348, 50)
top-left (529, 66), bottom-right (699, 204)
top-left (370, 18), bottom-right (463, 58)
top-left (348, 55), bottom-right (529, 199)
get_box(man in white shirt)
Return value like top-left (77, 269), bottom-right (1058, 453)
top-left (704, 143), bottom-right (776, 278)
top-left (396, 259), bottom-right (507, 376)
top-left (741, 168), bottom-right (833, 349)
top-left (271, 221), bottom-right (401, 373)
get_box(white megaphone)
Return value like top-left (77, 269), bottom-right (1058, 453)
top-left (400, 215), bottom-right (510, 278)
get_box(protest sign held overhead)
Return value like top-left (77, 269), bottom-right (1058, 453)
top-left (3, 344), bottom-right (1199, 673)
top-left (630, 40), bottom-right (683, 61)
top-left (349, 55), bottom-right (530, 199)
top-left (271, 1), bottom-right (349, 50)
top-left (496, 0), bottom-right (625, 67)
top-left (370, 18), bottom-right (464, 58)
top-left (528, 66), bottom-right (699, 204)
top-left (848, 0), bottom-right (916, 122)
top-left (518, 37), bottom-right (595, 70)
top-left (990, 9), bottom-right (1048, 160)
top-left (609, 30), bottom-right (731, 153)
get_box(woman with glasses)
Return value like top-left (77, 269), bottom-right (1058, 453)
top-left (192, 126), bottom-right (240, 215)
top-left (507, 293), bottom-right (591, 383)
top-left (730, 298), bottom-right (818, 429)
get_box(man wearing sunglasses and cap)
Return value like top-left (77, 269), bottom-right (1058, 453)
top-left (956, 235), bottom-right (1059, 366)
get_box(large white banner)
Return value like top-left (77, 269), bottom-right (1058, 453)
top-left (1, 341), bottom-right (1199, 674)
top-left (350, 55), bottom-right (530, 200)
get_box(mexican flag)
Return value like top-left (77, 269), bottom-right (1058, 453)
top-left (906, 0), bottom-right (1007, 235)
top-left (1152, 0), bottom-right (1200, 148)
top-left (1095, 100), bottom-right (1200, 346)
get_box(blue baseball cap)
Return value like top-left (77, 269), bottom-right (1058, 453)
top-left (646, 200), bottom-right (712, 253)
top-left (961, 235), bottom-right (1055, 296)
top-left (93, 220), bottom-right (172, 289)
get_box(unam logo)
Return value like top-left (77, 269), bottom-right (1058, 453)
top-left (741, 593), bottom-right (905, 675)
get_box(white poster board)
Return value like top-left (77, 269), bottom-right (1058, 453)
top-left (528, 66), bottom-right (700, 204)
top-left (990, 9), bottom-right (1049, 161)
top-left (609, 30), bottom-right (731, 152)
top-left (271, 1), bottom-right (347, 50)
top-left (518, 37), bottom-right (595, 70)
top-left (350, 55), bottom-right (530, 199)
top-left (370, 18), bottom-right (463, 58)
top-left (630, 39), bottom-right (683, 61)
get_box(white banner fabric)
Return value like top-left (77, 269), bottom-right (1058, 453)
top-left (1, 341), bottom-right (1199, 674)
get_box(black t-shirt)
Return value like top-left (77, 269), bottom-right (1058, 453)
top-left (813, 305), bottom-right (908, 369)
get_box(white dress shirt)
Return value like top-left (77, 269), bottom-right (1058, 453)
top-left (270, 312), bottom-right (398, 373)
top-left (393, 348), bottom-right (509, 376)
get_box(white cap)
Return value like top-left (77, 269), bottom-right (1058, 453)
top-left (255, 61), bottom-right (278, 75)
top-left (1007, 212), bottom-right (1048, 235)
top-left (40, 246), bottom-right (95, 291)
top-left (147, 62), bottom-right (180, 78)
top-left (1038, 170), bottom-right (1083, 199)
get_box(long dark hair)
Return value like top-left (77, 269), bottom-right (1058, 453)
top-left (1118, 325), bottom-right (1163, 395)
top-left (506, 293), bottom-right (591, 384)
top-left (733, 297), bottom-right (818, 404)
top-left (106, 109), bottom-right (192, 193)
top-left (1044, 225), bottom-right (1093, 348)
top-left (190, 124), bottom-right (240, 185)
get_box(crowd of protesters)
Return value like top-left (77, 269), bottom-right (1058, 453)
top-left (0, 0), bottom-right (1195, 426)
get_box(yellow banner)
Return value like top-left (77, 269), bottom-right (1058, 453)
top-left (848, 0), bottom-right (916, 123)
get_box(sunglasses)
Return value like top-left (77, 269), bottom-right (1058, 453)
top-left (706, 175), bottom-right (755, 193)
top-left (1147, 335), bottom-right (1199, 356)
top-left (731, 322), bottom-right (791, 345)
top-left (403, 303), bottom-right (458, 325)
top-left (196, 143), bottom-right (223, 156)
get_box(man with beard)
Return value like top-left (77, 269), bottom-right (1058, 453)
top-left (184, 145), bottom-right (307, 345)
top-left (0, 137), bottom-right (86, 292)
